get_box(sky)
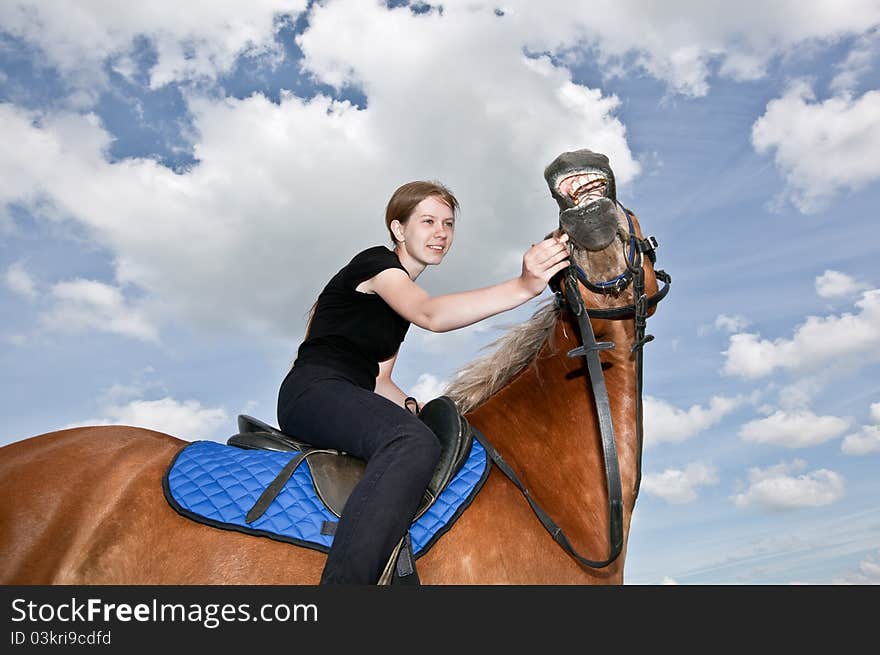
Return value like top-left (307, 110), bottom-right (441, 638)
top-left (1, 0), bottom-right (879, 585)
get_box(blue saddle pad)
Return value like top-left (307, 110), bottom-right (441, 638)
top-left (163, 438), bottom-right (489, 558)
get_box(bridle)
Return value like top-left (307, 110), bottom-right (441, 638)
top-left (473, 203), bottom-right (671, 569)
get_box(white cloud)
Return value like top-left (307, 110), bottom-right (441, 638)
top-left (739, 409), bottom-right (851, 449)
top-left (815, 270), bottom-right (870, 299)
top-left (751, 81), bottom-right (880, 212)
top-left (409, 373), bottom-right (449, 406)
top-left (3, 261), bottom-right (37, 299)
top-left (722, 289), bottom-right (880, 378)
top-left (0, 1), bottom-right (307, 91)
top-left (480, 0), bottom-right (880, 96)
top-left (644, 394), bottom-right (744, 444)
top-left (0, 8), bottom-right (638, 344)
top-left (714, 314), bottom-right (750, 333)
top-left (3, 1), bottom-right (879, 347)
top-left (40, 278), bottom-right (159, 342)
top-left (3, 0), bottom-right (878, 102)
top-left (641, 462), bottom-right (719, 504)
top-left (841, 403), bottom-right (880, 455)
top-left (732, 459), bottom-right (845, 510)
top-left (841, 425), bottom-right (880, 455)
top-left (832, 549), bottom-right (880, 584)
top-left (775, 378), bottom-right (826, 411)
top-left (830, 32), bottom-right (879, 95)
top-left (71, 396), bottom-right (228, 440)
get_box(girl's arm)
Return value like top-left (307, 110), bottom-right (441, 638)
top-left (370, 234), bottom-right (569, 333)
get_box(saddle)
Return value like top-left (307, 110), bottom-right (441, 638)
top-left (227, 396), bottom-right (474, 523)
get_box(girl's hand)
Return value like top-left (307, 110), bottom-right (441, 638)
top-left (519, 232), bottom-right (570, 297)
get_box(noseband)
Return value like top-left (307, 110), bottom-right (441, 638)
top-left (475, 206), bottom-right (671, 570)
top-left (571, 201), bottom-right (659, 295)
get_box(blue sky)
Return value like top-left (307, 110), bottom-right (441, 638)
top-left (1, 1), bottom-right (879, 584)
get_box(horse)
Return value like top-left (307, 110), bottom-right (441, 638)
top-left (0, 150), bottom-right (669, 584)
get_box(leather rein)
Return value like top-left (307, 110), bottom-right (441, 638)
top-left (475, 205), bottom-right (671, 569)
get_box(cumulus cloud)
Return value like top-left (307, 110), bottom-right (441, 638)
top-left (722, 289), bottom-right (880, 378)
top-left (3, 261), bottom-right (37, 299)
top-left (0, 1), bottom-right (307, 92)
top-left (841, 424), bottom-right (880, 455)
top-left (739, 409), bottom-right (851, 449)
top-left (641, 462), bottom-right (719, 504)
top-left (40, 279), bottom-right (159, 342)
top-left (644, 394), bottom-right (745, 444)
top-left (409, 373), bottom-right (449, 406)
top-left (732, 459), bottom-right (845, 510)
top-left (832, 549), bottom-right (880, 584)
top-left (714, 314), bottom-right (750, 333)
top-left (3, 0), bottom-right (878, 102)
top-left (815, 270), bottom-right (871, 299)
top-left (841, 402), bottom-right (880, 455)
top-left (460, 0), bottom-right (880, 96)
top-left (751, 81), bottom-right (880, 212)
top-left (3, 1), bottom-right (878, 347)
top-left (774, 378), bottom-right (827, 411)
top-left (0, 5), bottom-right (639, 344)
top-left (71, 396), bottom-right (228, 440)
top-left (831, 31), bottom-right (879, 94)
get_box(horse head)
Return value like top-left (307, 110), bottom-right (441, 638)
top-left (545, 148), bottom-right (662, 311)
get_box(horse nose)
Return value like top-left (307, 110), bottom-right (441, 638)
top-left (559, 199), bottom-right (618, 251)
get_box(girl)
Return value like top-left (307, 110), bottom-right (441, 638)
top-left (277, 180), bottom-right (569, 584)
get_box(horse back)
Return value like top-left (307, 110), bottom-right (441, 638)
top-left (0, 426), bottom-right (329, 584)
top-left (0, 426), bottom-right (184, 583)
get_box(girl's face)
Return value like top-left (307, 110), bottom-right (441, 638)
top-left (393, 195), bottom-right (455, 267)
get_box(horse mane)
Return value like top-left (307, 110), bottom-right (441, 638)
top-left (444, 298), bottom-right (560, 414)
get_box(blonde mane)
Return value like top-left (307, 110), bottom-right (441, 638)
top-left (444, 299), bottom-right (560, 414)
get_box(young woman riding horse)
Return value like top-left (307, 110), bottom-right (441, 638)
top-left (277, 180), bottom-right (570, 584)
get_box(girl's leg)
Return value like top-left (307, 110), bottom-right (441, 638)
top-left (279, 371), bottom-right (440, 584)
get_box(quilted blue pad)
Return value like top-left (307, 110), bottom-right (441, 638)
top-left (164, 438), bottom-right (488, 557)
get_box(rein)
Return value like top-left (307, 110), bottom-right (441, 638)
top-left (478, 210), bottom-right (671, 569)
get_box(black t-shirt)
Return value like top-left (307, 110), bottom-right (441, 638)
top-left (292, 246), bottom-right (411, 390)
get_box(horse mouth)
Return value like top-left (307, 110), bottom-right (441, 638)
top-left (557, 171), bottom-right (608, 207)
top-left (554, 168), bottom-right (617, 251)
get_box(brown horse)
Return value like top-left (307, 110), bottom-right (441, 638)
top-left (0, 155), bottom-right (668, 584)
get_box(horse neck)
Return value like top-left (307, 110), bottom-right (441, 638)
top-left (465, 309), bottom-right (640, 555)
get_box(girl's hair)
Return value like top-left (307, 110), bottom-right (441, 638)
top-left (384, 180), bottom-right (459, 245)
top-left (303, 180), bottom-right (459, 340)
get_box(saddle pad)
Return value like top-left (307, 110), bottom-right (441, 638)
top-left (163, 437), bottom-right (489, 558)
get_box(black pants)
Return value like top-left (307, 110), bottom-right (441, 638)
top-left (277, 364), bottom-right (441, 584)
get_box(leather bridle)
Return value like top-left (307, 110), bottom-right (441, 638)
top-left (473, 205), bottom-right (671, 569)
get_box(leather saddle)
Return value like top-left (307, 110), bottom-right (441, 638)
top-left (227, 396), bottom-right (473, 521)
